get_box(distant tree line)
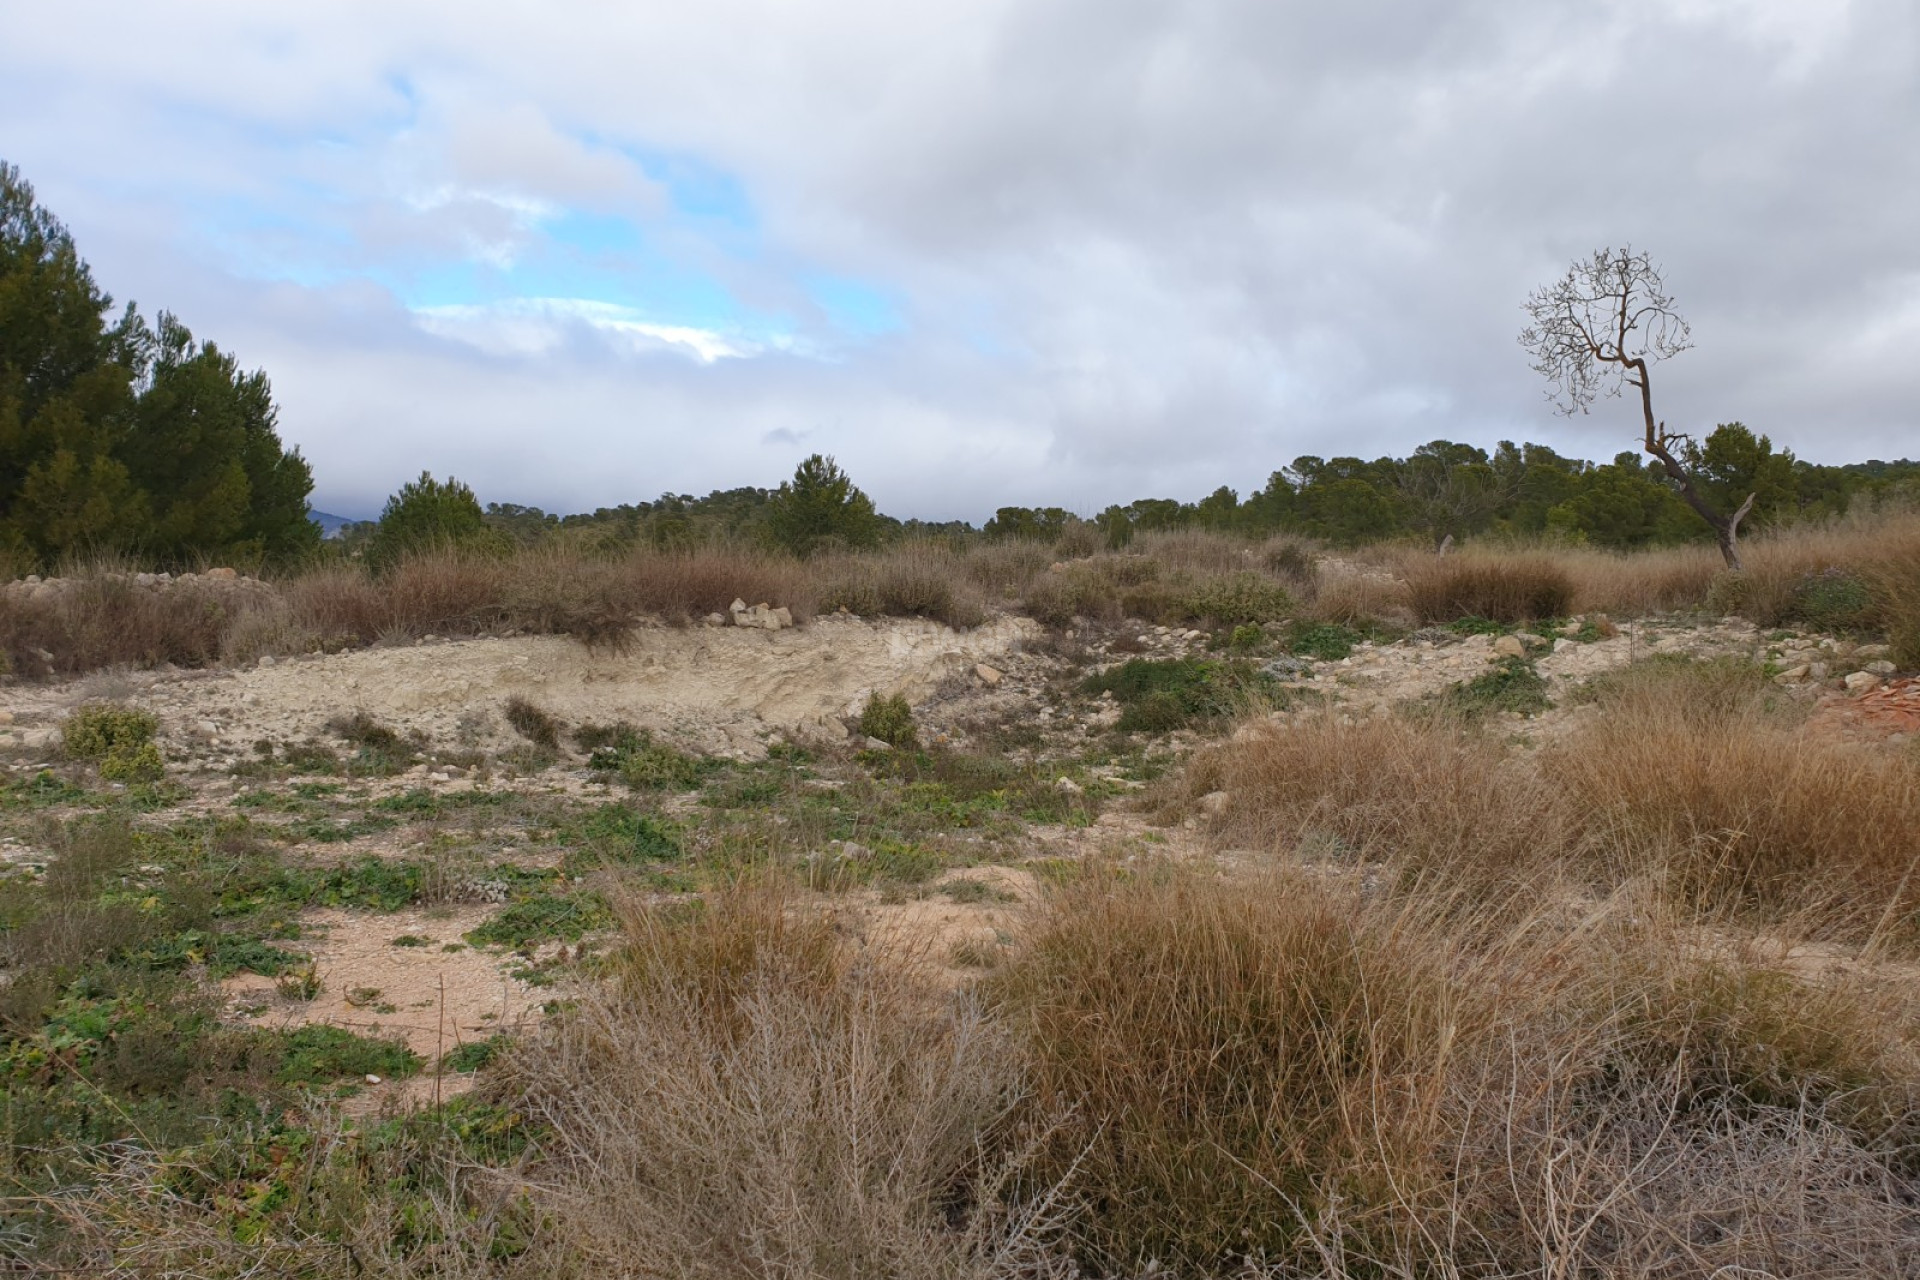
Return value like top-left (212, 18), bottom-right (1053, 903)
top-left (0, 162), bottom-right (317, 568)
top-left (346, 432), bottom-right (1912, 565)
top-left (1000, 431), bottom-right (1918, 552)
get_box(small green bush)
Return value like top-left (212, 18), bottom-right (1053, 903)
top-left (1180, 573), bottom-right (1293, 626)
top-left (1786, 568), bottom-right (1876, 632)
top-left (99, 741), bottom-right (165, 783)
top-left (274, 1025), bottom-right (420, 1085)
top-left (444, 1035), bottom-right (511, 1073)
top-left (62, 703), bottom-right (157, 760)
top-left (1084, 658), bottom-right (1270, 732)
top-left (858, 692), bottom-right (918, 748)
top-left (1427, 657), bottom-right (1552, 719)
top-left (468, 892), bottom-right (608, 947)
top-left (586, 729), bottom-right (718, 791)
top-left (1286, 622), bottom-right (1361, 661)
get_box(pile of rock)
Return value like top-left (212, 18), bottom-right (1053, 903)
top-left (721, 598), bottom-right (795, 631)
top-left (2, 567), bottom-right (274, 604)
top-left (1773, 641), bottom-right (1898, 693)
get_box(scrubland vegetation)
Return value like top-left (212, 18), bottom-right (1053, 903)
top-left (1, 501), bottom-right (1916, 1277)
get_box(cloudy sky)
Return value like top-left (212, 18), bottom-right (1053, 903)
top-left (5, 1), bottom-right (1915, 521)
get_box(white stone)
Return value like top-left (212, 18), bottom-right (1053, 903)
top-left (1198, 790), bottom-right (1230, 816)
top-left (1054, 777), bottom-right (1083, 795)
top-left (975, 663), bottom-right (1004, 687)
top-left (1863, 660), bottom-right (1897, 676)
top-left (1493, 635), bottom-right (1527, 659)
top-left (1844, 671), bottom-right (1881, 694)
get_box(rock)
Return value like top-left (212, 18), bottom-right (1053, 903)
top-left (1844, 671), bottom-right (1881, 694)
top-left (975, 663), bottom-right (1004, 688)
top-left (1054, 777), bottom-right (1083, 795)
top-left (863, 736), bottom-right (892, 751)
top-left (1775, 664), bottom-right (1810, 685)
top-left (1810, 662), bottom-right (1829, 679)
top-left (704, 613), bottom-right (725, 626)
top-left (839, 841), bottom-right (872, 862)
top-left (1198, 790), bottom-right (1230, 816)
top-left (772, 606), bottom-right (794, 628)
top-left (257, 654), bottom-right (275, 668)
top-left (0, 711), bottom-right (12, 726)
top-left (364, 1074), bottom-right (382, 1086)
top-left (729, 598), bottom-right (747, 615)
top-left (204, 567), bottom-right (237, 581)
top-left (428, 771), bottom-right (449, 783)
top-left (1864, 660), bottom-right (1897, 676)
top-left (1493, 635), bottom-right (1527, 659)
top-left (1852, 643), bottom-right (1892, 660)
top-left (421, 634), bottom-right (440, 643)
top-left (195, 720), bottom-right (219, 738)
top-left (1553, 638), bottom-right (1574, 654)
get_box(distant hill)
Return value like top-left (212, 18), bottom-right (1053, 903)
top-left (307, 511), bottom-right (361, 540)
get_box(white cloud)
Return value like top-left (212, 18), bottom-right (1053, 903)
top-left (413, 298), bottom-right (755, 363)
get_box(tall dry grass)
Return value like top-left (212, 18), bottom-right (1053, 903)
top-left (499, 885), bottom-right (1068, 1280)
top-left (1194, 655), bottom-right (1920, 945)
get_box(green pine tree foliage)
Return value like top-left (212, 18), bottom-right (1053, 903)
top-left (0, 160), bottom-right (318, 566)
top-left (365, 472), bottom-right (500, 570)
top-left (766, 454), bottom-right (880, 557)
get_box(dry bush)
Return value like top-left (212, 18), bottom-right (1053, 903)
top-left (958, 539), bottom-right (1054, 601)
top-left (1556, 542), bottom-right (1723, 616)
top-left (0, 573), bottom-right (258, 677)
top-left (1127, 529), bottom-right (1251, 577)
top-left (604, 543), bottom-right (815, 624)
top-left (1548, 659), bottom-right (1920, 941)
top-left (996, 854), bottom-right (1920, 1276)
top-left (994, 867), bottom-right (1462, 1273)
top-left (1403, 552), bottom-right (1577, 623)
top-left (1188, 712), bottom-right (1574, 900)
top-left (501, 885), bottom-right (1065, 1280)
top-left (818, 543), bottom-right (988, 628)
top-left (1302, 567), bottom-right (1412, 628)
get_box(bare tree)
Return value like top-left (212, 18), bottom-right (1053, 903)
top-left (1520, 247), bottom-right (1756, 570)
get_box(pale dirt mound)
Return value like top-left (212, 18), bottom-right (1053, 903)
top-left (1, 614), bottom-right (1037, 761)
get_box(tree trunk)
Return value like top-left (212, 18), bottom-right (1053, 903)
top-left (1629, 357), bottom-right (1753, 571)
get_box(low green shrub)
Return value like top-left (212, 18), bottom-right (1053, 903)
top-left (858, 692), bottom-right (918, 748)
top-left (62, 704), bottom-right (161, 782)
top-left (1180, 572), bottom-right (1293, 626)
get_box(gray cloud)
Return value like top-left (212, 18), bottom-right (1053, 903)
top-left (3, 0), bottom-right (1914, 522)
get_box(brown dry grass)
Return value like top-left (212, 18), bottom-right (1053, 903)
top-left (498, 884), bottom-right (1068, 1280)
top-left (5, 509), bottom-right (1918, 682)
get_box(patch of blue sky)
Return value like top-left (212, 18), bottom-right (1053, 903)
top-left (803, 275), bottom-right (904, 338)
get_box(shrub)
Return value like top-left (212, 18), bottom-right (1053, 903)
top-left (586, 727), bottom-right (719, 791)
top-left (858, 692), bottom-right (918, 748)
top-left (98, 741), bottom-right (164, 783)
top-left (1083, 657), bottom-right (1268, 731)
top-left (1424, 656), bottom-right (1553, 719)
top-left (503, 696), bottom-right (562, 750)
top-left (1786, 567), bottom-right (1877, 631)
top-left (364, 472), bottom-right (503, 571)
top-left (62, 703), bottom-right (158, 760)
top-left (499, 885), bottom-right (1041, 1278)
top-left (1178, 571), bottom-right (1292, 625)
top-left (1403, 554), bottom-right (1575, 623)
top-left (996, 869), bottom-right (1457, 1272)
top-left (1286, 620), bottom-right (1360, 660)
top-left (273, 1025), bottom-right (420, 1085)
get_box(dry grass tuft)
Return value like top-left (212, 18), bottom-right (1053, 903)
top-left (1403, 552), bottom-right (1577, 623)
top-left (995, 867), bottom-right (1461, 1272)
top-left (500, 885), bottom-right (1066, 1280)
